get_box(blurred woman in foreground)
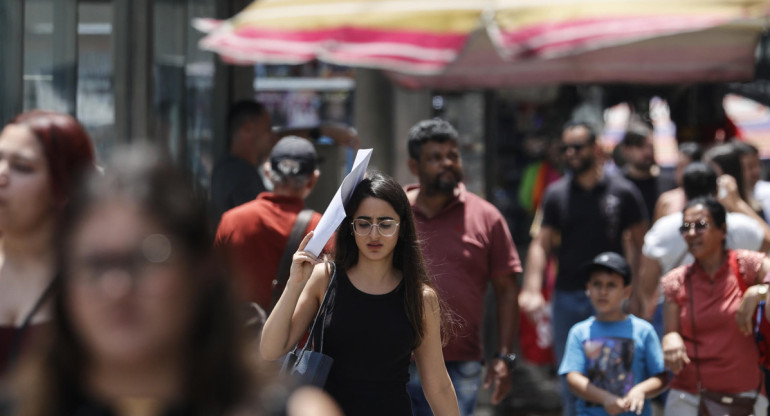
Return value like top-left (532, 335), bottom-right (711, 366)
top-left (12, 145), bottom-right (342, 416)
top-left (0, 111), bottom-right (96, 376)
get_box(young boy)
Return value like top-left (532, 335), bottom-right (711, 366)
top-left (558, 252), bottom-right (668, 416)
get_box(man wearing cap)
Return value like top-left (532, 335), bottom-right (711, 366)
top-left (558, 252), bottom-right (666, 416)
top-left (215, 136), bottom-right (330, 312)
top-left (211, 100), bottom-right (360, 222)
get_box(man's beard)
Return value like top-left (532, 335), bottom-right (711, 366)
top-left (632, 158), bottom-right (654, 172)
top-left (569, 154), bottom-right (595, 175)
top-left (422, 168), bottom-right (463, 196)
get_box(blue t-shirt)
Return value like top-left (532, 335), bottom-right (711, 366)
top-left (558, 315), bottom-right (664, 416)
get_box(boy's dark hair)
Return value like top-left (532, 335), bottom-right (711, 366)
top-left (584, 251), bottom-right (631, 286)
top-left (407, 118), bottom-right (459, 160)
top-left (682, 162), bottom-right (718, 200)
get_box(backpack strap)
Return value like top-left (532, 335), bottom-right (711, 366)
top-left (271, 209), bottom-right (314, 312)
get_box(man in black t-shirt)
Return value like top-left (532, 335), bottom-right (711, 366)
top-left (618, 123), bottom-right (675, 223)
top-left (519, 121), bottom-right (648, 416)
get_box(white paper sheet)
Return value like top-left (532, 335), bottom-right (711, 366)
top-left (304, 148), bottom-right (373, 256)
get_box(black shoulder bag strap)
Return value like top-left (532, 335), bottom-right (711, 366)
top-left (7, 278), bottom-right (56, 370)
top-left (271, 209), bottom-right (314, 312)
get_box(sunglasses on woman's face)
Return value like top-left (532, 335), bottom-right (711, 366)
top-left (679, 219), bottom-right (710, 235)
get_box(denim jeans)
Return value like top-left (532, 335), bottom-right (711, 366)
top-left (552, 289), bottom-right (594, 416)
top-left (407, 361), bottom-right (483, 416)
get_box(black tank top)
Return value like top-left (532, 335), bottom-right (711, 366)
top-left (320, 270), bottom-right (415, 416)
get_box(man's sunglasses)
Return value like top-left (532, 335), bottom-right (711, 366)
top-left (560, 142), bottom-right (590, 153)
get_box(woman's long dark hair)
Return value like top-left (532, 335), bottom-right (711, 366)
top-left (334, 171), bottom-right (446, 348)
top-left (14, 144), bottom-right (256, 416)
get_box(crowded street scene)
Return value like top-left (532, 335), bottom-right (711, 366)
top-left (5, 0), bottom-right (770, 415)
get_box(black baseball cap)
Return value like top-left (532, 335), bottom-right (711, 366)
top-left (583, 252), bottom-right (631, 285)
top-left (269, 136), bottom-right (317, 176)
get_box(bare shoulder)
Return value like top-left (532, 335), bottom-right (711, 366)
top-left (420, 285), bottom-right (440, 311)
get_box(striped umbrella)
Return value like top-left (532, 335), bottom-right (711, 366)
top-left (198, 0), bottom-right (770, 83)
top-left (197, 0), bottom-right (488, 74)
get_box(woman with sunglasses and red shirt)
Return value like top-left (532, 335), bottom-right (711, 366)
top-left (661, 196), bottom-right (770, 415)
top-left (261, 171), bottom-right (460, 416)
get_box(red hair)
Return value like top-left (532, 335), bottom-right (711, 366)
top-left (10, 110), bottom-right (96, 205)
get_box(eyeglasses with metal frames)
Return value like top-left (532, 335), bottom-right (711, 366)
top-left (351, 218), bottom-right (400, 237)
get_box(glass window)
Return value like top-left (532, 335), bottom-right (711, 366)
top-left (77, 0), bottom-right (115, 161)
top-left (185, 0), bottom-right (217, 193)
top-left (23, 0), bottom-right (60, 112)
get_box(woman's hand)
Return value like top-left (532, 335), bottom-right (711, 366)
top-left (289, 232), bottom-right (323, 288)
top-left (736, 284), bottom-right (766, 336)
top-left (662, 332), bottom-right (690, 374)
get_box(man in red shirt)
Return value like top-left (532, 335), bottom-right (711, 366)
top-left (404, 119), bottom-right (522, 416)
top-left (215, 136), bottom-right (328, 312)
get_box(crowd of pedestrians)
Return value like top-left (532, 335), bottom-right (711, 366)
top-left (2, 103), bottom-right (770, 416)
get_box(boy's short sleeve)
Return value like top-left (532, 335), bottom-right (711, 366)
top-left (558, 325), bottom-right (585, 376)
top-left (642, 323), bottom-right (665, 377)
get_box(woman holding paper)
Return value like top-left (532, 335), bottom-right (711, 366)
top-left (261, 171), bottom-right (460, 416)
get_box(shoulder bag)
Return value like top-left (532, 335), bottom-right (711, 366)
top-left (279, 261), bottom-right (336, 387)
top-left (686, 255), bottom-right (759, 416)
top-left (270, 209), bottom-right (314, 313)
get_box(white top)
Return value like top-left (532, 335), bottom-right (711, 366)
top-left (643, 211), bottom-right (764, 273)
top-left (754, 180), bottom-right (770, 224)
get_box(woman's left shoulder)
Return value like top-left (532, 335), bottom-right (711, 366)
top-left (420, 285), bottom-right (438, 302)
top-left (734, 249), bottom-right (766, 276)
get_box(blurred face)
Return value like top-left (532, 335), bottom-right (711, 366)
top-left (351, 197), bottom-right (400, 263)
top-left (251, 112), bottom-right (276, 164)
top-left (66, 200), bottom-right (196, 366)
top-left (586, 271), bottom-right (630, 318)
top-left (0, 124), bottom-right (56, 233)
top-left (624, 136), bottom-right (656, 171)
top-left (561, 126), bottom-right (596, 174)
top-left (681, 204), bottom-right (726, 261)
top-left (413, 141), bottom-right (463, 196)
top-left (741, 152), bottom-right (762, 189)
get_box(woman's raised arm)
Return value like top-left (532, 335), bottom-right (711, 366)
top-left (260, 232), bottom-right (329, 360)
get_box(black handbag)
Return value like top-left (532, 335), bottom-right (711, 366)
top-left (279, 262), bottom-right (337, 387)
top-left (686, 259), bottom-right (759, 416)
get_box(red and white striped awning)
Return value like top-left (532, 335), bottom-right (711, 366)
top-left (197, 0), bottom-right (770, 86)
